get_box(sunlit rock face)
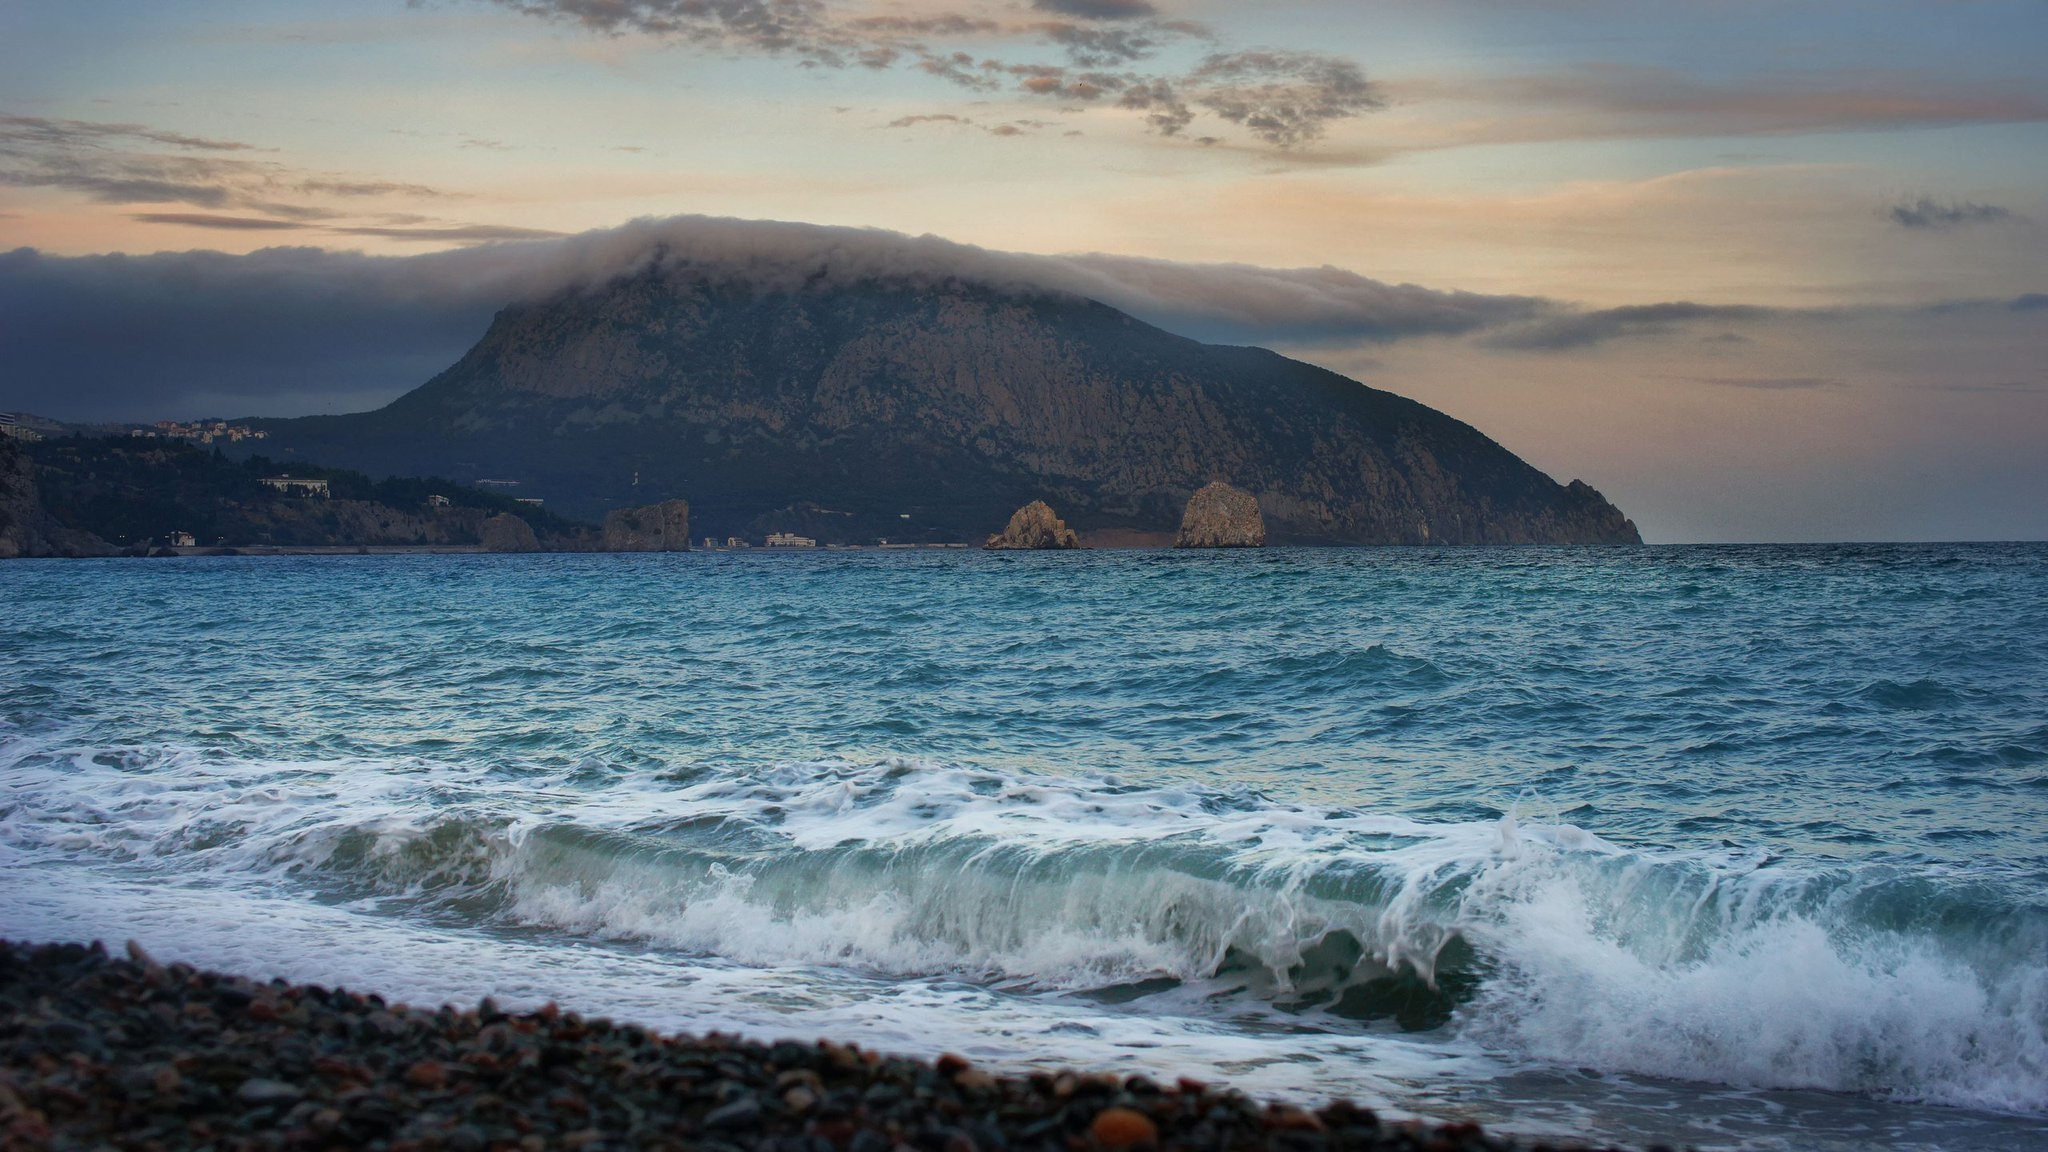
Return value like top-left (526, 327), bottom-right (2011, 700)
top-left (1176, 482), bottom-right (1266, 549)
top-left (985, 501), bottom-right (1081, 550)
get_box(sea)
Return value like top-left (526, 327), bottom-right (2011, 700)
top-left (2, 545), bottom-right (2044, 1151)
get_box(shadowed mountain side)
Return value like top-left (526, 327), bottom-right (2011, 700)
top-left (247, 267), bottom-right (1639, 545)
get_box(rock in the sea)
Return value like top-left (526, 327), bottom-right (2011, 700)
top-left (602, 499), bottom-right (691, 551)
top-left (479, 512), bottom-right (540, 553)
top-left (983, 500), bottom-right (1080, 550)
top-left (1175, 481), bottom-right (1266, 548)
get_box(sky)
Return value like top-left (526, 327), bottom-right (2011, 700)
top-left (1, 0), bottom-right (2043, 542)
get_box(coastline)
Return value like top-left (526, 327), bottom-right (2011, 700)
top-left (0, 939), bottom-right (1630, 1152)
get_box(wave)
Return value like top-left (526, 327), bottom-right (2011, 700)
top-left (2, 739), bottom-right (2044, 1115)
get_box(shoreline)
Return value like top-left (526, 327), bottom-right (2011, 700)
top-left (0, 939), bottom-right (1634, 1152)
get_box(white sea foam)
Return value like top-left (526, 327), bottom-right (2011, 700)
top-left (2, 737), bottom-right (2044, 1120)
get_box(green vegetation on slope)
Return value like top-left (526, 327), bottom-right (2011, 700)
top-left (25, 436), bottom-right (586, 547)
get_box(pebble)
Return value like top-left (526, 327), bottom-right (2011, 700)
top-left (235, 1077), bottom-right (303, 1103)
top-left (1089, 1106), bottom-right (1158, 1148)
top-left (0, 937), bottom-right (1657, 1152)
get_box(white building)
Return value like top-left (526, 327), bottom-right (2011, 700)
top-left (259, 476), bottom-right (330, 497)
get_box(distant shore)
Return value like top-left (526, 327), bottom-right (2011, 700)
top-left (24, 539), bottom-right (1188, 557)
top-left (0, 939), bottom-right (1627, 1152)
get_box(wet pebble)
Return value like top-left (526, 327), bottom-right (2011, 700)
top-left (0, 937), bottom-right (1651, 1152)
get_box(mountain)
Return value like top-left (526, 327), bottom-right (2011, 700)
top-left (245, 262), bottom-right (1640, 546)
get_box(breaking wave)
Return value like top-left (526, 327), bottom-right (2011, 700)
top-left (3, 740), bottom-right (2043, 1116)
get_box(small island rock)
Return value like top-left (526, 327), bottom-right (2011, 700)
top-left (984, 500), bottom-right (1081, 550)
top-left (1175, 481), bottom-right (1266, 548)
top-left (603, 499), bottom-right (691, 551)
top-left (479, 513), bottom-right (540, 553)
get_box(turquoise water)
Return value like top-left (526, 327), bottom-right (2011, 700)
top-left (3, 545), bottom-right (2045, 1149)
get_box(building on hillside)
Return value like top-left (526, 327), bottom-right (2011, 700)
top-left (765, 532), bottom-right (817, 548)
top-left (514, 497), bottom-right (544, 506)
top-left (259, 475), bottom-right (330, 497)
top-left (426, 494), bottom-right (451, 507)
top-left (150, 419), bottom-right (267, 444)
top-left (725, 537), bottom-right (752, 548)
top-left (169, 532), bottom-right (196, 548)
top-left (0, 413), bottom-right (42, 442)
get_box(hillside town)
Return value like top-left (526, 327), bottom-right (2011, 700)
top-left (133, 420), bottom-right (269, 444)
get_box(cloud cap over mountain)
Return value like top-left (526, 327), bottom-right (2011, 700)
top-left (0, 215), bottom-right (1555, 421)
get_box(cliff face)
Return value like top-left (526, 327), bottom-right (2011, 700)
top-left (603, 499), bottom-right (691, 551)
top-left (254, 267), bottom-right (1640, 545)
top-left (0, 437), bottom-right (40, 558)
top-left (0, 438), bottom-right (112, 558)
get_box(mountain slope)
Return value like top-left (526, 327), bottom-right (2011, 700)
top-left (251, 265), bottom-right (1639, 545)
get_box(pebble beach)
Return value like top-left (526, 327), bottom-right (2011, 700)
top-left (0, 940), bottom-right (1638, 1152)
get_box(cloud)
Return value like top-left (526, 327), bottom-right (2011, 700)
top-left (1485, 301), bottom-right (1783, 350)
top-left (130, 213), bottom-right (313, 231)
top-left (297, 179), bottom-right (452, 198)
top-left (0, 111), bottom-right (454, 219)
top-left (1378, 65), bottom-right (2048, 151)
top-left (1031, 0), bottom-right (1155, 19)
top-left (476, 1), bottom-right (1374, 149)
top-left (1890, 196), bottom-right (2015, 229)
top-left (0, 214), bottom-right (1553, 421)
top-left (328, 224), bottom-right (569, 242)
top-left (1691, 375), bottom-right (1844, 391)
top-left (1185, 51), bottom-right (1381, 148)
top-left (0, 114), bottom-right (258, 153)
top-left (887, 113), bottom-right (974, 128)
top-left (488, 0), bottom-right (844, 61)
top-left (1921, 380), bottom-right (2042, 394)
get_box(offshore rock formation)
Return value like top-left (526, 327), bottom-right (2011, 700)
top-left (250, 261), bottom-right (1642, 546)
top-left (1176, 482), bottom-right (1267, 548)
top-left (479, 513), bottom-right (539, 553)
top-left (984, 500), bottom-right (1080, 550)
top-left (603, 499), bottom-right (691, 551)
